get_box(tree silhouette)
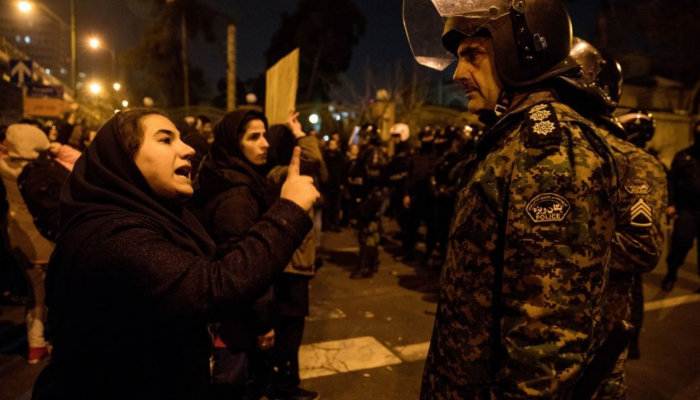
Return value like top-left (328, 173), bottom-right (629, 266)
top-left (121, 0), bottom-right (216, 108)
top-left (265, 0), bottom-right (366, 103)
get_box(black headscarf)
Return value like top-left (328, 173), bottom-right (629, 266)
top-left (195, 110), bottom-right (272, 205)
top-left (55, 112), bottom-right (217, 259)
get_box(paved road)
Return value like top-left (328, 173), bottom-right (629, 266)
top-left (1, 223), bottom-right (699, 400)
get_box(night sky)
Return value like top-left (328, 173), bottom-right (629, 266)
top-left (38, 0), bottom-right (603, 99)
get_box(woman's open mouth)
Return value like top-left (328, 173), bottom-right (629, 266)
top-left (174, 166), bottom-right (192, 180)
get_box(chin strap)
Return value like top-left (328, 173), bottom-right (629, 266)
top-left (494, 89), bottom-right (515, 118)
top-left (478, 89), bottom-right (515, 126)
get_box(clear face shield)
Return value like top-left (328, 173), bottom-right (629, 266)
top-left (403, 0), bottom-right (514, 71)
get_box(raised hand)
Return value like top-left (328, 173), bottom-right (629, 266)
top-left (281, 147), bottom-right (320, 211)
top-left (285, 109), bottom-right (305, 139)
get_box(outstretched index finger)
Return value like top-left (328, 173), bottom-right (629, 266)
top-left (288, 146), bottom-right (301, 177)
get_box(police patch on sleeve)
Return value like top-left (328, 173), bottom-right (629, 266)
top-left (625, 178), bottom-right (652, 195)
top-left (630, 198), bottom-right (653, 228)
top-left (526, 193), bottom-right (571, 223)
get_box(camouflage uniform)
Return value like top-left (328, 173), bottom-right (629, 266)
top-left (421, 91), bottom-right (619, 400)
top-left (592, 120), bottom-right (667, 400)
top-left (347, 144), bottom-right (387, 278)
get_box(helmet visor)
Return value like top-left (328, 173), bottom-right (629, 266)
top-left (403, 0), bottom-right (512, 71)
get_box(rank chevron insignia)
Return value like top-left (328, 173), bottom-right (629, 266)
top-left (630, 198), bottom-right (653, 227)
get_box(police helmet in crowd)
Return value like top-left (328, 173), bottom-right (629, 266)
top-left (434, 126), bottom-right (458, 152)
top-left (390, 123), bottom-right (411, 143)
top-left (436, 126), bottom-right (458, 141)
top-left (359, 123), bottom-right (382, 146)
top-left (570, 38), bottom-right (604, 85)
top-left (419, 125), bottom-right (435, 141)
top-left (619, 110), bottom-right (656, 148)
top-left (568, 37), bottom-right (623, 105)
top-left (597, 55), bottom-right (623, 104)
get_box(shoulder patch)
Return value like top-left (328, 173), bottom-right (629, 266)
top-left (524, 102), bottom-right (563, 148)
top-left (526, 193), bottom-right (571, 224)
top-left (625, 178), bottom-right (652, 195)
top-left (630, 198), bottom-right (653, 228)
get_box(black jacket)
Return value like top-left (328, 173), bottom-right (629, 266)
top-left (668, 147), bottom-right (700, 211)
top-left (323, 150), bottom-right (347, 191)
top-left (196, 154), bottom-right (276, 350)
top-left (33, 201), bottom-right (310, 400)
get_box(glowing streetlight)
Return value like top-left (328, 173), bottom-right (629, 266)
top-left (89, 82), bottom-right (102, 94)
top-left (17, 1), bottom-right (32, 13)
top-left (113, 82), bottom-right (121, 91)
top-left (121, 100), bottom-right (129, 108)
top-left (88, 37), bottom-right (100, 49)
top-left (309, 114), bottom-right (319, 124)
top-left (88, 37), bottom-right (117, 80)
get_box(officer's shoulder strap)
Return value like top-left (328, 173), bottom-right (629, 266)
top-left (520, 101), bottom-right (565, 148)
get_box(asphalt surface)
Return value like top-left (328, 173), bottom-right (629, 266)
top-left (1, 222), bottom-right (699, 400)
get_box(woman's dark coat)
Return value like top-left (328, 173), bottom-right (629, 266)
top-left (195, 110), bottom-right (276, 350)
top-left (32, 113), bottom-right (311, 400)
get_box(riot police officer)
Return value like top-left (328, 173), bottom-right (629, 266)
top-left (431, 126), bottom-right (462, 268)
top-left (569, 38), bottom-right (668, 398)
top-left (386, 124), bottom-right (412, 239)
top-left (663, 120), bottom-right (700, 293)
top-left (404, 0), bottom-right (619, 398)
top-left (346, 124), bottom-right (387, 279)
top-left (400, 126), bottom-right (438, 265)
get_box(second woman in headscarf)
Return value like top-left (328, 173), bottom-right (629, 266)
top-left (195, 110), bottom-right (277, 400)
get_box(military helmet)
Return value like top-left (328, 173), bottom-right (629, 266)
top-left (568, 37), bottom-right (623, 105)
top-left (618, 110), bottom-right (655, 147)
top-left (596, 55), bottom-right (623, 104)
top-left (569, 37), bottom-right (603, 85)
top-left (404, 0), bottom-right (577, 87)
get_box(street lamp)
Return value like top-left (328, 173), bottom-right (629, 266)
top-left (17, 1), bottom-right (32, 12)
top-left (113, 82), bottom-right (121, 91)
top-left (16, 0), bottom-right (77, 96)
top-left (89, 82), bottom-right (101, 94)
top-left (88, 36), bottom-right (117, 81)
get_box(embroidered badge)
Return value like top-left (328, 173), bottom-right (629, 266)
top-left (625, 178), bottom-right (652, 195)
top-left (630, 198), bottom-right (653, 228)
top-left (526, 193), bottom-right (571, 223)
top-left (530, 109), bottom-right (552, 122)
top-left (533, 121), bottom-right (556, 136)
top-left (529, 104), bottom-right (547, 114)
top-left (525, 102), bottom-right (562, 147)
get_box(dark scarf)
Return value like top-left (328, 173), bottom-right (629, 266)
top-left (196, 110), bottom-right (272, 206)
top-left (54, 113), bottom-right (217, 259)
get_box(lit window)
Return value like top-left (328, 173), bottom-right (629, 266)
top-left (79, 72), bottom-right (87, 78)
top-left (46, 69), bottom-right (51, 75)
